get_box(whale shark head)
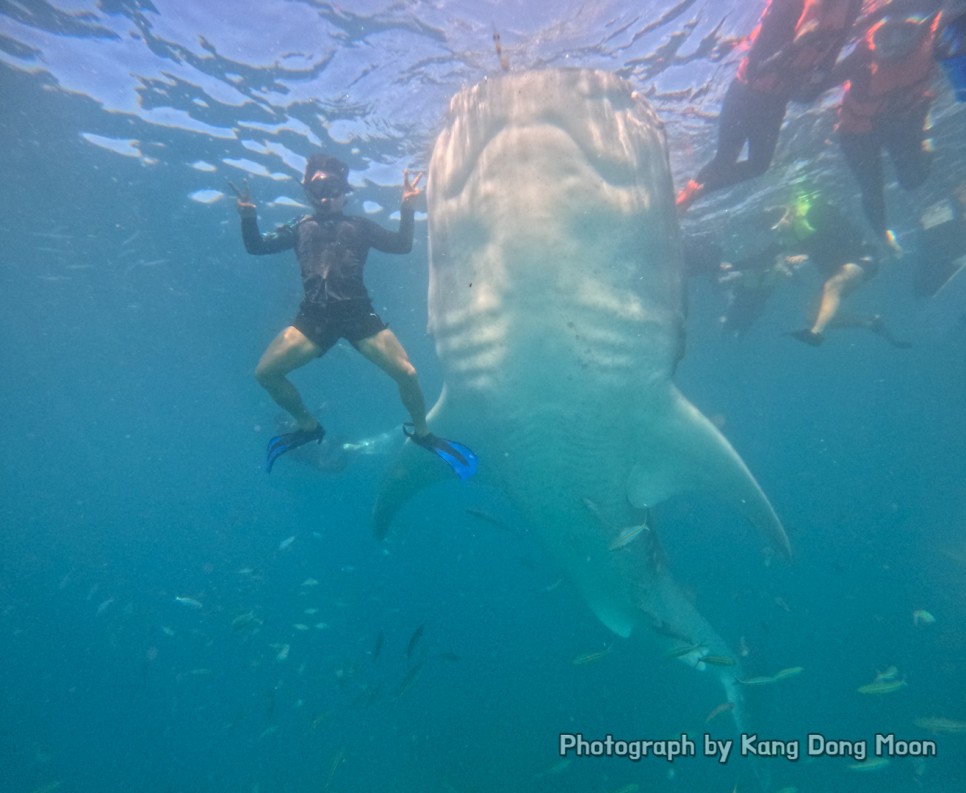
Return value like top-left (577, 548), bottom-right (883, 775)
top-left (426, 69), bottom-right (686, 405)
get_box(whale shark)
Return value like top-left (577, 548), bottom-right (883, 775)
top-left (374, 69), bottom-right (790, 715)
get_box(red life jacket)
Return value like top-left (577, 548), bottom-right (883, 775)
top-left (838, 17), bottom-right (938, 134)
top-left (738, 0), bottom-right (859, 96)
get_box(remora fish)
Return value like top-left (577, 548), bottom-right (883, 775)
top-left (913, 716), bottom-right (966, 733)
top-left (374, 69), bottom-right (789, 718)
top-left (406, 624), bottom-right (425, 662)
top-left (857, 678), bottom-right (908, 695)
top-left (572, 645), bottom-right (613, 666)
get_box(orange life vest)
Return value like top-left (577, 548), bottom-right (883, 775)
top-left (738, 0), bottom-right (859, 95)
top-left (838, 17), bottom-right (939, 134)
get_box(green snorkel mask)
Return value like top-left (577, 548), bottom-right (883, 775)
top-left (774, 194), bottom-right (817, 244)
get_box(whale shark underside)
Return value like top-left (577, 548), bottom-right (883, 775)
top-left (374, 69), bottom-right (790, 709)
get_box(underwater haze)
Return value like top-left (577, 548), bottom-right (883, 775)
top-left (2, 1), bottom-right (965, 792)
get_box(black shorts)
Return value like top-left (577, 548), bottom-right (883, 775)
top-left (292, 300), bottom-right (387, 354)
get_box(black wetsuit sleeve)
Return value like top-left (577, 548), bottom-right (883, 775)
top-left (747, 0), bottom-right (805, 76)
top-left (241, 216), bottom-right (298, 255)
top-left (364, 208), bottom-right (415, 255)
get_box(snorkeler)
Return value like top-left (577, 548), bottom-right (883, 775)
top-left (684, 229), bottom-right (802, 337)
top-left (676, 0), bottom-right (863, 212)
top-left (233, 154), bottom-right (476, 478)
top-left (776, 195), bottom-right (909, 347)
top-left (829, 9), bottom-right (947, 253)
top-left (718, 249), bottom-right (805, 338)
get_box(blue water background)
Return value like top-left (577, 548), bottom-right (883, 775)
top-left (1, 1), bottom-right (964, 792)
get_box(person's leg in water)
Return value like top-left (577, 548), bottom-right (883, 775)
top-left (677, 80), bottom-right (750, 210)
top-left (678, 81), bottom-right (786, 211)
top-left (255, 326), bottom-right (324, 431)
top-left (355, 328), bottom-right (429, 437)
top-left (885, 110), bottom-right (931, 195)
top-left (813, 263), bottom-right (867, 336)
top-left (256, 326), bottom-right (327, 471)
top-left (735, 91), bottom-right (785, 183)
top-left (788, 262), bottom-right (867, 345)
top-left (357, 326), bottom-right (477, 480)
top-left (839, 131), bottom-right (901, 254)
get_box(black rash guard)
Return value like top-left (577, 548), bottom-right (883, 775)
top-left (242, 209), bottom-right (415, 306)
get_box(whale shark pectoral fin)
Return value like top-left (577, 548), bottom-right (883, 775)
top-left (626, 390), bottom-right (791, 558)
top-left (592, 610), bottom-right (635, 639)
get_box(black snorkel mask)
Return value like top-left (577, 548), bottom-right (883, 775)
top-left (304, 172), bottom-right (347, 200)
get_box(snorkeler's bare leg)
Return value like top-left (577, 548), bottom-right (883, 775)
top-left (356, 328), bottom-right (429, 436)
top-left (811, 262), bottom-right (866, 336)
top-left (254, 326), bottom-right (323, 431)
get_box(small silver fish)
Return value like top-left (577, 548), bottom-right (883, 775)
top-left (95, 598), bottom-right (115, 616)
top-left (572, 645), bottom-right (612, 666)
top-left (608, 520), bottom-right (650, 551)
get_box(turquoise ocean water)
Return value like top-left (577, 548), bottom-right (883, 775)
top-left (1, 2), bottom-right (964, 791)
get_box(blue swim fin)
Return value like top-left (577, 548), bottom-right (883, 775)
top-left (265, 425), bottom-right (325, 472)
top-left (403, 424), bottom-right (478, 480)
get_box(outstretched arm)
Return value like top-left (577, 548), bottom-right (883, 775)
top-left (229, 179), bottom-right (295, 255)
top-left (401, 170), bottom-right (424, 212)
top-left (230, 178), bottom-right (257, 218)
top-left (369, 170), bottom-right (425, 254)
